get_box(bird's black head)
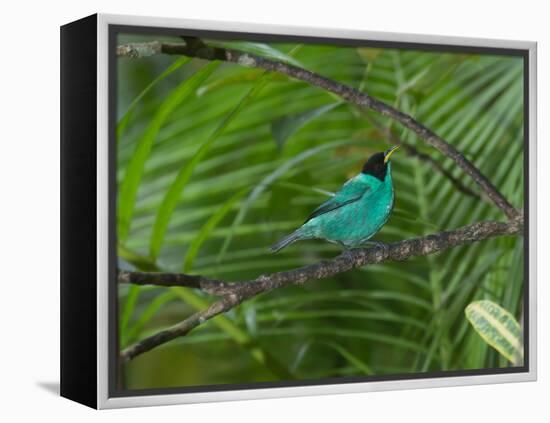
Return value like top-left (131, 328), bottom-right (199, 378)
top-left (361, 145), bottom-right (400, 181)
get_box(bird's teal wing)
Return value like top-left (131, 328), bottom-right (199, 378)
top-left (304, 175), bottom-right (370, 223)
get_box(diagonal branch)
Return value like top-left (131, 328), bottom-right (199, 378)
top-left (364, 114), bottom-right (483, 200)
top-left (401, 144), bottom-right (482, 199)
top-left (119, 218), bottom-right (523, 362)
top-left (117, 39), bottom-right (520, 220)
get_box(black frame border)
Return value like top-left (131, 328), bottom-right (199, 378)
top-left (60, 14), bottom-right (98, 409)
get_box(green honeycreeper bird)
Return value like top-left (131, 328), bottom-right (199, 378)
top-left (270, 145), bottom-right (399, 252)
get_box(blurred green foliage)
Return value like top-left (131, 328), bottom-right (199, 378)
top-left (116, 33), bottom-right (524, 390)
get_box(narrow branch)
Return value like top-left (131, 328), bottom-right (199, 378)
top-left (118, 270), bottom-right (235, 295)
top-left (365, 114), bottom-right (483, 200)
top-left (117, 40), bottom-right (520, 220)
top-left (120, 218), bottom-right (523, 361)
top-left (402, 145), bottom-right (481, 199)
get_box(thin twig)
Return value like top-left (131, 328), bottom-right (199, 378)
top-left (117, 39), bottom-right (520, 220)
top-left (366, 115), bottom-right (483, 200)
top-left (120, 218), bottom-right (522, 361)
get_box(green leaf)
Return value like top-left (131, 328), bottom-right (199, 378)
top-left (271, 102), bottom-right (341, 149)
top-left (122, 291), bottom-right (177, 347)
top-left (182, 188), bottom-right (248, 272)
top-left (465, 300), bottom-right (523, 365)
top-left (119, 285), bottom-right (141, 333)
top-left (175, 326), bottom-right (426, 353)
top-left (117, 243), bottom-right (158, 271)
top-left (254, 309), bottom-right (427, 330)
top-left (117, 56), bottom-right (190, 138)
top-left (149, 73), bottom-right (271, 260)
top-left (197, 69), bottom-right (280, 96)
top-left (170, 287), bottom-right (295, 380)
top-left (208, 41), bottom-right (304, 67)
top-left (256, 290), bottom-right (433, 312)
top-left (271, 181), bottom-right (335, 198)
top-left (322, 341), bottom-right (374, 375)
top-left (392, 207), bottom-right (439, 229)
top-left (357, 47), bottom-right (384, 63)
top-left (117, 61), bottom-right (220, 242)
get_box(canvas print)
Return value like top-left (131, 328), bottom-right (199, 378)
top-left (114, 30), bottom-right (526, 392)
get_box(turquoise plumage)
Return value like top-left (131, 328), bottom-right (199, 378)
top-left (270, 146), bottom-right (399, 252)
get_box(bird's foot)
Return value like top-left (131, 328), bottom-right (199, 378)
top-left (362, 240), bottom-right (390, 258)
top-left (376, 241), bottom-right (390, 258)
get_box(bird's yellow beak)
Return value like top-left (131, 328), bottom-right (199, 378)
top-left (384, 145), bottom-right (400, 163)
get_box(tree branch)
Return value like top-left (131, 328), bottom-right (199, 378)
top-left (116, 38), bottom-right (523, 363)
top-left (119, 218), bottom-right (523, 362)
top-left (401, 144), bottom-right (482, 199)
top-left (118, 270), bottom-right (235, 295)
top-left (117, 39), bottom-right (520, 220)
top-left (363, 114), bottom-right (483, 200)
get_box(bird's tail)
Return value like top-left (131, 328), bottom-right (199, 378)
top-left (270, 230), bottom-right (303, 253)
